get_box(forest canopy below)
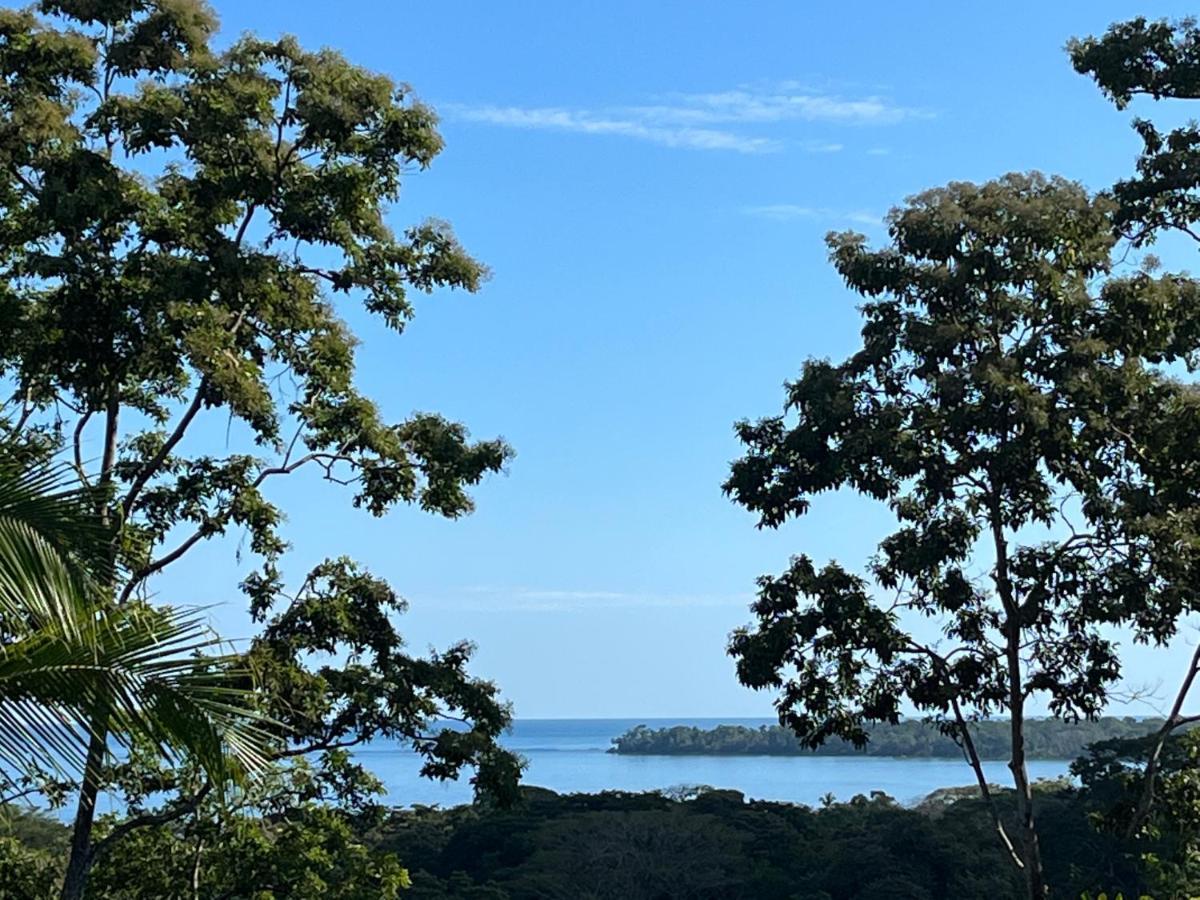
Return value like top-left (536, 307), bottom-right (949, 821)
top-left (609, 718), bottom-right (1168, 759)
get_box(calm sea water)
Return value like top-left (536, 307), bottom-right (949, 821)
top-left (357, 718), bottom-right (1073, 809)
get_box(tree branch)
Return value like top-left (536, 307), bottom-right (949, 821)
top-left (949, 693), bottom-right (1025, 871)
top-left (1126, 640), bottom-right (1200, 837)
top-left (120, 379), bottom-right (209, 519)
top-left (72, 411), bottom-right (93, 488)
top-left (92, 782), bottom-right (213, 858)
top-left (908, 640), bottom-right (1024, 870)
top-left (118, 528), bottom-right (210, 605)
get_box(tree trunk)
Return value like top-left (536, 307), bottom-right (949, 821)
top-left (991, 497), bottom-right (1048, 900)
top-left (1008, 699), bottom-right (1048, 899)
top-left (61, 392), bottom-right (121, 899)
top-left (1004, 601), bottom-right (1047, 898)
top-left (60, 729), bottom-right (106, 900)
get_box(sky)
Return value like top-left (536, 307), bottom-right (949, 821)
top-left (156, 1), bottom-right (1200, 719)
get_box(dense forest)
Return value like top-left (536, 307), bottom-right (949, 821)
top-left (610, 718), bottom-right (1168, 759)
top-left (5, 790), bottom-right (1038, 898)
top-left (370, 783), bottom-right (1157, 899)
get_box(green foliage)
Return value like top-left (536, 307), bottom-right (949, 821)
top-left (0, 0), bottom-right (509, 583)
top-left (56, 733), bottom-right (419, 896)
top-left (245, 556), bottom-right (519, 804)
top-left (1072, 730), bottom-right (1200, 898)
top-left (0, 0), bottom-right (518, 893)
top-left (0, 833), bottom-right (65, 897)
top-left (87, 779), bottom-right (412, 898)
top-left (0, 807), bottom-right (67, 894)
top-left (724, 172), bottom-right (1200, 895)
top-left (373, 788), bottom-right (1027, 899)
top-left (5, 775), bottom-right (1195, 899)
top-left (0, 0), bottom-right (511, 639)
top-left (610, 718), bottom-right (1173, 759)
top-left (3, 760), bottom-right (413, 898)
top-left (1071, 18), bottom-right (1200, 247)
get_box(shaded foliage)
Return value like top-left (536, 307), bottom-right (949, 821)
top-left (9, 750), bottom-right (1200, 900)
top-left (1071, 17), bottom-right (1200, 246)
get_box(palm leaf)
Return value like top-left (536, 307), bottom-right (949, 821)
top-left (0, 605), bottom-right (270, 782)
top-left (0, 462), bottom-right (272, 789)
top-left (0, 462), bottom-right (111, 638)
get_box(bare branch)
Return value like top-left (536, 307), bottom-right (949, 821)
top-left (120, 380), bottom-right (208, 519)
top-left (1126, 641), bottom-right (1200, 837)
top-left (950, 693), bottom-right (1025, 870)
top-left (907, 640), bottom-right (1024, 870)
top-left (72, 411), bottom-right (93, 488)
top-left (118, 528), bottom-right (210, 604)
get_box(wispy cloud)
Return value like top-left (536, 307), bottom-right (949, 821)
top-left (800, 140), bottom-right (844, 154)
top-left (446, 83), bottom-right (928, 154)
top-left (633, 86), bottom-right (927, 127)
top-left (449, 105), bottom-right (778, 154)
top-left (743, 205), bottom-right (883, 226)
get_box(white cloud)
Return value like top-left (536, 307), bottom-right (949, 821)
top-left (449, 105), bottom-right (779, 154)
top-left (635, 87), bottom-right (927, 126)
top-left (743, 205), bottom-right (882, 226)
top-left (800, 140), bottom-right (844, 154)
top-left (446, 84), bottom-right (927, 154)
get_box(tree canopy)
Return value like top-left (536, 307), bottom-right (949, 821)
top-left (0, 0), bottom-right (519, 895)
top-left (1071, 17), bottom-right (1200, 244)
top-left (724, 172), bottom-right (1200, 897)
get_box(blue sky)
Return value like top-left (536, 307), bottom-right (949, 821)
top-left (161, 1), bottom-right (1200, 718)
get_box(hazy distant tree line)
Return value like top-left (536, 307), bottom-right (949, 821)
top-left (609, 718), bottom-right (1170, 760)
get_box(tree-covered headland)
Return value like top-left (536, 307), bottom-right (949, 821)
top-left (610, 718), bottom-right (1173, 759)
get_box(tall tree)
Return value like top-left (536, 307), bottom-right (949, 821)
top-left (724, 173), bottom-right (1200, 899)
top-left (0, 1), bottom-right (518, 896)
top-left (1071, 17), bottom-right (1200, 837)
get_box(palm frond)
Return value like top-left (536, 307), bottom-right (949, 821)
top-left (0, 461), bottom-right (273, 789)
top-left (0, 603), bottom-right (272, 785)
top-left (0, 463), bottom-right (112, 639)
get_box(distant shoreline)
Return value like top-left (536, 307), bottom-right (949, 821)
top-left (607, 717), bottom-right (1168, 760)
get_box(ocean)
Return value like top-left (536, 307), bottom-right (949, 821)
top-left (356, 718), bottom-right (1073, 809)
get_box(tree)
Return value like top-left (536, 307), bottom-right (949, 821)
top-left (0, 1), bottom-right (518, 896)
top-left (1072, 729), bottom-right (1200, 897)
top-left (724, 173), bottom-right (1200, 899)
top-left (1071, 16), bottom-right (1200, 840)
